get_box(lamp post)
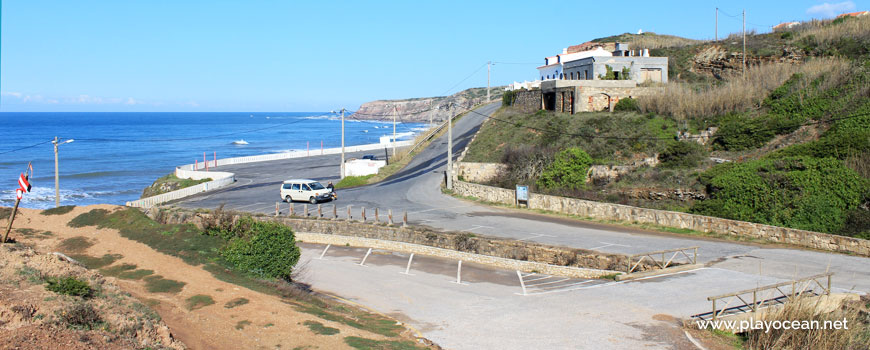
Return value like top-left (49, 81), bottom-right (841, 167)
top-left (53, 137), bottom-right (74, 208)
top-left (446, 103), bottom-right (454, 190)
top-left (340, 109), bottom-right (345, 179)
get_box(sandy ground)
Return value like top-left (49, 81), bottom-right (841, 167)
top-left (5, 205), bottom-right (415, 350)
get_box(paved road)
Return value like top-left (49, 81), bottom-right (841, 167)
top-left (174, 102), bottom-right (870, 347)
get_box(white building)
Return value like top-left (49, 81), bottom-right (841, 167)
top-left (506, 80), bottom-right (542, 91)
top-left (536, 47), bottom-right (612, 81)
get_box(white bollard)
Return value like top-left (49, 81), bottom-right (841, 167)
top-left (359, 247), bottom-right (372, 266)
top-left (402, 253), bottom-right (415, 275)
top-left (516, 270), bottom-right (527, 296)
top-left (318, 244), bottom-right (331, 259)
top-left (455, 260), bottom-right (462, 284)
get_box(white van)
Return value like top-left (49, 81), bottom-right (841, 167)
top-left (280, 179), bottom-right (332, 204)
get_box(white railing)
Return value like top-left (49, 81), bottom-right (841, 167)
top-left (127, 140), bottom-right (414, 208)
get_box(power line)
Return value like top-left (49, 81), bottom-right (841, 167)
top-left (0, 140), bottom-right (54, 156)
top-left (492, 61), bottom-right (540, 65)
top-left (439, 62), bottom-right (488, 97)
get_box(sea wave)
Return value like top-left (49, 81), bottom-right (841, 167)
top-left (0, 186), bottom-right (132, 209)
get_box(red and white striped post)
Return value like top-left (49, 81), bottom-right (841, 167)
top-left (321, 140), bottom-right (324, 155)
top-left (213, 152), bottom-right (216, 168)
top-left (204, 152), bottom-right (208, 171)
top-left (307, 141), bottom-right (310, 157)
top-left (195, 159), bottom-right (198, 170)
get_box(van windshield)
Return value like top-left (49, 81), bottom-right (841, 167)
top-left (308, 182), bottom-right (325, 190)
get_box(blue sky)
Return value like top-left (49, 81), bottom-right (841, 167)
top-left (1, 0), bottom-right (866, 112)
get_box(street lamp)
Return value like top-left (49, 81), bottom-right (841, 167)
top-left (52, 137), bottom-right (74, 208)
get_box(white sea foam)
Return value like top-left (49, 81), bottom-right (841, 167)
top-left (0, 186), bottom-right (126, 209)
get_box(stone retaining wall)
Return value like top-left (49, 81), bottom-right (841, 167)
top-left (153, 208), bottom-right (650, 275)
top-left (456, 162), bottom-right (505, 183)
top-left (452, 180), bottom-right (870, 257)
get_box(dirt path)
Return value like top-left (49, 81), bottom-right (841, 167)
top-left (8, 205), bottom-right (401, 350)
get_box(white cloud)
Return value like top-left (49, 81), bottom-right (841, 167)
top-left (1, 91), bottom-right (23, 98)
top-left (807, 1), bottom-right (856, 18)
top-left (125, 97), bottom-right (143, 105)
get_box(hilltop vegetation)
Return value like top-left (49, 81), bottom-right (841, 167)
top-left (466, 16), bottom-right (870, 238)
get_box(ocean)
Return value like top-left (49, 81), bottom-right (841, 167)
top-left (0, 112), bottom-right (426, 209)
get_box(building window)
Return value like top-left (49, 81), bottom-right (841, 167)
top-left (560, 73), bottom-right (563, 79)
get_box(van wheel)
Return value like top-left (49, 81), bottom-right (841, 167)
top-left (309, 197), bottom-right (318, 204)
top-left (285, 195), bottom-right (292, 202)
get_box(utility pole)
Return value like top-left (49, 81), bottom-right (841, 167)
top-left (743, 9), bottom-right (746, 79)
top-left (392, 106), bottom-right (397, 157)
top-left (486, 61), bottom-right (491, 103)
top-left (715, 7), bottom-right (718, 41)
top-left (446, 104), bottom-right (454, 190)
top-left (53, 137), bottom-right (74, 208)
top-left (340, 109), bottom-right (346, 179)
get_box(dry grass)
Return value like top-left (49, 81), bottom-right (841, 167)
top-left (743, 295), bottom-right (869, 350)
top-left (637, 57), bottom-right (851, 119)
top-left (596, 32), bottom-right (706, 50)
top-left (797, 15), bottom-right (870, 46)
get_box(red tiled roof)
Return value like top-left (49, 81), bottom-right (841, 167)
top-left (837, 11), bottom-right (869, 18)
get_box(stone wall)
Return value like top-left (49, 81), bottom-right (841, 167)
top-left (152, 208), bottom-right (653, 275)
top-left (513, 89), bottom-right (542, 113)
top-left (451, 181), bottom-right (870, 257)
top-left (456, 162), bottom-right (505, 183)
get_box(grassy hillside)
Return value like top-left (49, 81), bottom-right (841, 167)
top-left (465, 17), bottom-right (870, 238)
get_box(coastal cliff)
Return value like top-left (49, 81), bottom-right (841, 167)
top-left (353, 87), bottom-right (504, 123)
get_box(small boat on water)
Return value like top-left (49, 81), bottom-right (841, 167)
top-left (362, 130), bottom-right (369, 133)
top-left (232, 140), bottom-right (249, 145)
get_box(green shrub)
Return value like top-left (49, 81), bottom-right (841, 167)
top-left (503, 89), bottom-right (518, 106)
top-left (41, 206), bottom-right (75, 216)
top-left (693, 156), bottom-right (869, 233)
top-left (659, 141), bottom-right (706, 168)
top-left (613, 97), bottom-right (638, 112)
top-left (45, 276), bottom-right (92, 298)
top-left (840, 208), bottom-right (870, 239)
top-left (185, 294), bottom-right (215, 310)
top-left (304, 320), bottom-right (340, 335)
top-left (537, 148), bottom-right (593, 190)
top-left (68, 209), bottom-right (109, 228)
top-left (712, 113), bottom-right (776, 151)
top-left (774, 104), bottom-right (870, 160)
top-left (220, 219), bottom-right (301, 281)
top-left (59, 302), bottom-right (103, 330)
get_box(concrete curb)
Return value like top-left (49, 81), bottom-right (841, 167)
top-left (614, 263), bottom-right (705, 281)
top-left (296, 232), bottom-right (621, 279)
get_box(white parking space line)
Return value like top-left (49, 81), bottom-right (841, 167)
top-left (521, 280), bottom-right (601, 296)
top-left (517, 233), bottom-right (556, 241)
top-left (465, 225), bottom-right (493, 231)
top-left (589, 241), bottom-right (631, 250)
top-left (524, 277), bottom-right (570, 287)
top-left (229, 202), bottom-right (262, 211)
top-left (523, 275), bottom-right (557, 283)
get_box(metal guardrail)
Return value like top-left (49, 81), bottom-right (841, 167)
top-left (626, 246), bottom-right (698, 273)
top-left (705, 272), bottom-right (834, 321)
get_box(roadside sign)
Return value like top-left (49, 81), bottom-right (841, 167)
top-left (18, 173), bottom-right (31, 192)
top-left (516, 185), bottom-right (529, 207)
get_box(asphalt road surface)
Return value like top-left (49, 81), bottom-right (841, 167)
top-left (173, 102), bottom-right (870, 348)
